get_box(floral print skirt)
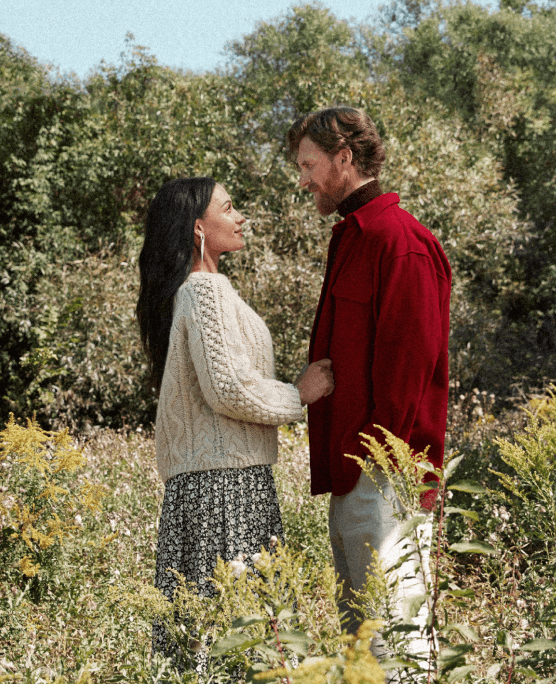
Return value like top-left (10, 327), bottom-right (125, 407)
top-left (152, 464), bottom-right (283, 660)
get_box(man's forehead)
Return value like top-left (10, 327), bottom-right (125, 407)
top-left (297, 137), bottom-right (325, 165)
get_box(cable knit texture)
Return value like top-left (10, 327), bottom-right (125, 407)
top-left (155, 272), bottom-right (303, 483)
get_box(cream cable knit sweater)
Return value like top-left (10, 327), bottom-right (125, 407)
top-left (155, 272), bottom-right (304, 483)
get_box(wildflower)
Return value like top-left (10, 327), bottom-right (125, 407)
top-left (229, 555), bottom-right (247, 578)
top-left (1, 494), bottom-right (15, 510)
top-left (39, 480), bottom-right (69, 502)
top-left (270, 535), bottom-right (278, 548)
top-left (19, 555), bottom-right (40, 577)
top-left (80, 481), bottom-right (106, 512)
top-left (252, 552), bottom-right (262, 565)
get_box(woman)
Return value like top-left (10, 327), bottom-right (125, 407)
top-left (136, 177), bottom-right (334, 662)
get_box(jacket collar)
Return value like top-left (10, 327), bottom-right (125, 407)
top-left (337, 179), bottom-right (383, 218)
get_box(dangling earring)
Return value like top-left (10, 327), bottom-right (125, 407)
top-left (200, 233), bottom-right (205, 264)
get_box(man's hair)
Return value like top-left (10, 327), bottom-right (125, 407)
top-left (286, 106), bottom-right (386, 178)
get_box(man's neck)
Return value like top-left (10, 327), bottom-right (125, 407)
top-left (337, 179), bottom-right (382, 218)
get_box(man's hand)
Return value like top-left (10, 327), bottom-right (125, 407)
top-left (295, 358), bottom-right (334, 405)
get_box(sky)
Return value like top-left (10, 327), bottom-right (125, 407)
top-left (0, 0), bottom-right (401, 80)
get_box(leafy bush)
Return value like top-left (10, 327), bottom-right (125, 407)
top-left (274, 423), bottom-right (331, 565)
top-left (0, 415), bottom-right (105, 601)
top-left (0, 3), bottom-right (542, 428)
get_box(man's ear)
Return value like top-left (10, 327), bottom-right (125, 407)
top-left (339, 147), bottom-right (353, 166)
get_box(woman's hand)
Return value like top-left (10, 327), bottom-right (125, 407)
top-left (295, 359), bottom-right (334, 405)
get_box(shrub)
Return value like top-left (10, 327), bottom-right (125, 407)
top-left (0, 415), bottom-right (105, 601)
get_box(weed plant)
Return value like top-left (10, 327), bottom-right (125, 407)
top-left (2, 399), bottom-right (556, 682)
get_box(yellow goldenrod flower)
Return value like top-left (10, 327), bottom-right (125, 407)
top-left (19, 555), bottom-right (40, 577)
top-left (1, 414), bottom-right (51, 475)
top-left (39, 480), bottom-right (69, 502)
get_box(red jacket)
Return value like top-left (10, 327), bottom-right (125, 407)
top-left (308, 190), bottom-right (451, 506)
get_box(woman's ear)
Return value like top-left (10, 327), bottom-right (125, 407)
top-left (193, 219), bottom-right (204, 239)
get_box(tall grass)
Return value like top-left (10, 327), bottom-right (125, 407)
top-left (2, 393), bottom-right (556, 682)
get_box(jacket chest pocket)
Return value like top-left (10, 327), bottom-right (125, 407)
top-left (329, 277), bottom-right (375, 356)
top-left (332, 277), bottom-right (373, 305)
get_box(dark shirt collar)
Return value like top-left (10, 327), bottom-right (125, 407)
top-left (337, 179), bottom-right (382, 219)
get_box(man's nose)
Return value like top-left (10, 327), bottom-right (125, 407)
top-left (299, 172), bottom-right (310, 189)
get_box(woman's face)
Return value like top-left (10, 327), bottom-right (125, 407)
top-left (199, 184), bottom-right (246, 257)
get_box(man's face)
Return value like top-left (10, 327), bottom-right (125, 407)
top-left (296, 136), bottom-right (348, 216)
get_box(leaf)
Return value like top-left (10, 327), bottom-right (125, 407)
top-left (211, 634), bottom-right (261, 657)
top-left (486, 663), bottom-right (502, 680)
top-left (444, 507), bottom-right (480, 521)
top-left (519, 638), bottom-right (556, 652)
top-left (385, 624), bottom-right (421, 634)
top-left (443, 623), bottom-right (480, 642)
top-left (497, 631), bottom-right (514, 650)
top-left (515, 666), bottom-right (539, 677)
top-left (399, 514), bottom-right (429, 539)
top-left (448, 480), bottom-right (486, 494)
top-left (231, 614), bottom-right (265, 628)
top-left (254, 643), bottom-right (282, 661)
top-left (276, 629), bottom-right (313, 657)
top-left (449, 541), bottom-right (497, 555)
top-left (246, 662), bottom-right (272, 683)
top-left (446, 588), bottom-right (475, 598)
top-left (277, 629), bottom-right (314, 646)
top-left (447, 665), bottom-right (476, 682)
top-left (438, 644), bottom-right (474, 668)
top-left (401, 594), bottom-right (427, 621)
top-left (416, 482), bottom-right (438, 493)
top-left (380, 657), bottom-right (416, 669)
top-left (444, 455), bottom-right (464, 480)
top-left (276, 608), bottom-right (296, 621)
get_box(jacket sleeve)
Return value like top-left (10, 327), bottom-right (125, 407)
top-left (341, 250), bottom-right (446, 459)
top-left (181, 277), bottom-right (304, 426)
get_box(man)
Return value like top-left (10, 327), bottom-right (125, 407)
top-left (286, 107), bottom-right (451, 654)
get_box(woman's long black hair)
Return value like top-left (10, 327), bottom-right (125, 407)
top-left (136, 177), bottom-right (216, 394)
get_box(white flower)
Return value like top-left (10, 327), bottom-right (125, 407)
top-left (74, 514), bottom-right (83, 526)
top-left (2, 495), bottom-right (15, 510)
top-left (229, 559), bottom-right (247, 579)
top-left (252, 552), bottom-right (262, 565)
top-left (270, 535), bottom-right (278, 548)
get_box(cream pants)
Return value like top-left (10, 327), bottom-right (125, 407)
top-left (329, 466), bottom-right (432, 661)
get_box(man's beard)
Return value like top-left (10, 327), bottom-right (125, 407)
top-left (315, 191), bottom-right (338, 216)
top-left (313, 165), bottom-right (347, 216)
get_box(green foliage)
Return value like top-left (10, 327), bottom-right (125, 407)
top-left (274, 424), bottom-right (331, 565)
top-left (4, 408), bottom-right (556, 680)
top-left (0, 415), bottom-right (105, 602)
top-left (367, 0), bottom-right (556, 390)
top-left (0, 1), bottom-right (552, 427)
top-left (348, 421), bottom-right (556, 681)
top-left (21, 250), bottom-right (154, 430)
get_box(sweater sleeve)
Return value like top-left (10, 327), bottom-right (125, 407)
top-left (181, 277), bottom-right (303, 426)
top-left (341, 250), bottom-right (446, 459)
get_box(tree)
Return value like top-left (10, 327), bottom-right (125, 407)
top-left (361, 0), bottom-right (556, 392)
